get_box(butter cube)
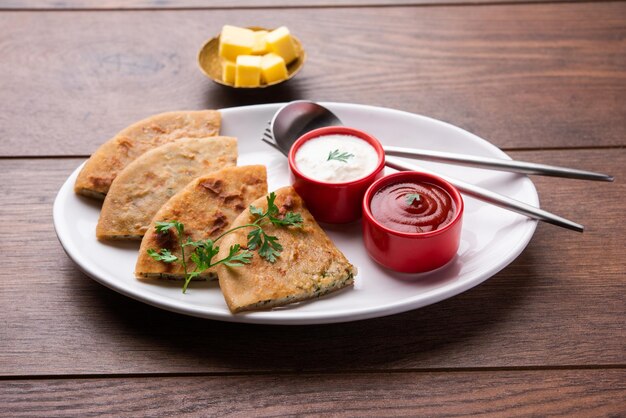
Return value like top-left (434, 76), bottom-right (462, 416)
top-left (221, 60), bottom-right (236, 85)
top-left (266, 26), bottom-right (298, 64)
top-left (235, 55), bottom-right (262, 87)
top-left (251, 30), bottom-right (269, 55)
top-left (261, 53), bottom-right (288, 84)
top-left (219, 25), bottom-right (255, 62)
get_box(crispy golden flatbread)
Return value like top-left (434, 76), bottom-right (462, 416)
top-left (75, 110), bottom-right (221, 199)
top-left (217, 186), bottom-right (356, 313)
top-left (96, 136), bottom-right (237, 240)
top-left (135, 165), bottom-right (268, 280)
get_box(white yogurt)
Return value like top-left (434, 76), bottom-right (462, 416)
top-left (295, 134), bottom-right (379, 183)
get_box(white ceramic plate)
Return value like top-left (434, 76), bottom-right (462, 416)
top-left (53, 102), bottom-right (538, 325)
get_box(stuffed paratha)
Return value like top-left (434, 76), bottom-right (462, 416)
top-left (75, 110), bottom-right (221, 199)
top-left (96, 136), bottom-right (237, 240)
top-left (135, 165), bottom-right (267, 280)
top-left (216, 186), bottom-right (356, 313)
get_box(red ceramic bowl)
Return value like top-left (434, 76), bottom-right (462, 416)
top-left (288, 126), bottom-right (386, 223)
top-left (362, 171), bottom-right (464, 273)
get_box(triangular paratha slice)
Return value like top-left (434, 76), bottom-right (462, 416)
top-left (135, 165), bottom-right (268, 280)
top-left (75, 110), bottom-right (221, 199)
top-left (96, 136), bottom-right (237, 240)
top-left (217, 186), bottom-right (356, 313)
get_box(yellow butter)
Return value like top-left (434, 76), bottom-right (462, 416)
top-left (235, 55), bottom-right (262, 87)
top-left (261, 53), bottom-right (288, 84)
top-left (266, 26), bottom-right (298, 64)
top-left (219, 25), bottom-right (255, 62)
top-left (251, 30), bottom-right (269, 55)
top-left (221, 60), bottom-right (236, 85)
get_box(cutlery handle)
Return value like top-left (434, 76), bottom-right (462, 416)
top-left (384, 146), bottom-right (614, 182)
top-left (385, 157), bottom-right (584, 232)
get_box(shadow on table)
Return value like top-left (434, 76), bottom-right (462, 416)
top-left (72, 244), bottom-right (539, 372)
top-left (203, 79), bottom-right (305, 109)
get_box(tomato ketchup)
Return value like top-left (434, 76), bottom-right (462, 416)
top-left (370, 181), bottom-right (456, 233)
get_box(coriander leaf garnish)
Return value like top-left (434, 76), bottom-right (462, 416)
top-left (327, 149), bottom-right (354, 163)
top-left (257, 232), bottom-right (283, 263)
top-left (246, 227), bottom-right (263, 251)
top-left (146, 192), bottom-right (303, 292)
top-left (222, 244), bottom-right (254, 267)
top-left (189, 239), bottom-right (220, 271)
top-left (155, 220), bottom-right (184, 235)
top-left (249, 205), bottom-right (265, 218)
top-left (406, 193), bottom-right (421, 205)
top-left (273, 211), bottom-right (304, 227)
top-left (245, 191), bottom-right (302, 262)
top-left (151, 220), bottom-right (192, 290)
top-left (147, 248), bottom-right (178, 263)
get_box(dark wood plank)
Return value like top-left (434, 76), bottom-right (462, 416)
top-left (0, 148), bottom-right (623, 376)
top-left (0, 0), bottom-right (579, 11)
top-left (1, 2), bottom-right (624, 156)
top-left (1, 370), bottom-right (625, 416)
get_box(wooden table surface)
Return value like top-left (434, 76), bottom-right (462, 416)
top-left (1, 0), bottom-right (624, 416)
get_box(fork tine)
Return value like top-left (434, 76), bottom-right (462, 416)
top-left (262, 129), bottom-right (274, 141)
top-left (261, 136), bottom-right (286, 155)
top-left (260, 119), bottom-right (288, 156)
top-left (261, 120), bottom-right (274, 140)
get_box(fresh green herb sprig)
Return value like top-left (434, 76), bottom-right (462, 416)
top-left (327, 149), bottom-right (354, 163)
top-left (406, 193), bottom-right (421, 205)
top-left (246, 192), bottom-right (303, 262)
top-left (147, 220), bottom-right (253, 292)
top-left (147, 192), bottom-right (303, 292)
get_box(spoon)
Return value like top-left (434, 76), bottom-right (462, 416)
top-left (262, 100), bottom-right (588, 232)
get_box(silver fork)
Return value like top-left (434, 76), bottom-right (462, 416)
top-left (261, 121), bottom-right (287, 155)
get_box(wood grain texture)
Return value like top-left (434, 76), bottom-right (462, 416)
top-left (0, 0), bottom-right (578, 11)
top-left (0, 2), bottom-right (624, 157)
top-left (0, 370), bottom-right (625, 416)
top-left (0, 149), bottom-right (623, 376)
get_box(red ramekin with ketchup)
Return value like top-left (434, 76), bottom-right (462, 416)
top-left (362, 171), bottom-right (464, 273)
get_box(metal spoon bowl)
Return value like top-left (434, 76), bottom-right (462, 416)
top-left (270, 100), bottom-right (342, 149)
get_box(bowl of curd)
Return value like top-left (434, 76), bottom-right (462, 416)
top-left (288, 126), bottom-right (385, 223)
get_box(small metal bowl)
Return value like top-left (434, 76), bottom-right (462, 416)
top-left (197, 26), bottom-right (306, 88)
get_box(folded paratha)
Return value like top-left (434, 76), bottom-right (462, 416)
top-left (217, 186), bottom-right (356, 313)
top-left (75, 110), bottom-right (221, 199)
top-left (96, 136), bottom-right (237, 240)
top-left (135, 165), bottom-right (268, 280)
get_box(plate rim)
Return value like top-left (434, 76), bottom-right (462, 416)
top-left (53, 102), bottom-right (538, 325)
